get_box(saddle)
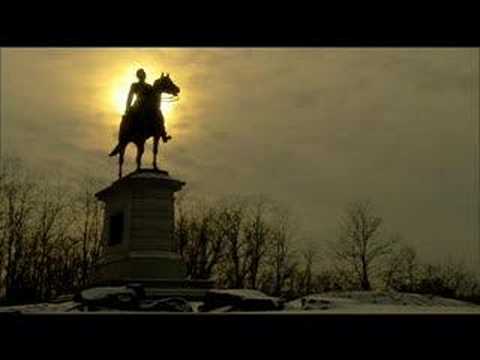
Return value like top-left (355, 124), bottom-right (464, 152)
top-left (119, 107), bottom-right (166, 143)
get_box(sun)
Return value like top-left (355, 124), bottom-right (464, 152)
top-left (111, 65), bottom-right (176, 119)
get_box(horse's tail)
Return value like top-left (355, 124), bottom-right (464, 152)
top-left (109, 144), bottom-right (121, 157)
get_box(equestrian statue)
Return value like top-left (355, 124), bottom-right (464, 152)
top-left (109, 68), bottom-right (180, 178)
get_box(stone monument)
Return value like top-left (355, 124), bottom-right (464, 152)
top-left (95, 169), bottom-right (185, 283)
top-left (93, 71), bottom-right (212, 299)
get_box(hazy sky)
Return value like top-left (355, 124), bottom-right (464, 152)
top-left (1, 48), bottom-right (478, 269)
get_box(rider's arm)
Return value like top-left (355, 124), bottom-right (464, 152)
top-left (125, 84), bottom-right (135, 112)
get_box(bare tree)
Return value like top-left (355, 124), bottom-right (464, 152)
top-left (175, 197), bottom-right (233, 280)
top-left (214, 198), bottom-right (246, 288)
top-left (0, 157), bottom-right (107, 304)
top-left (242, 198), bottom-right (273, 289)
top-left (176, 195), bottom-right (277, 288)
top-left (383, 237), bottom-right (419, 292)
top-left (0, 158), bottom-right (38, 303)
top-left (297, 244), bottom-right (316, 295)
top-left (28, 182), bottom-right (69, 299)
top-left (415, 259), bottom-right (480, 300)
top-left (330, 200), bottom-right (393, 291)
top-left (176, 194), bottom-right (299, 293)
top-left (73, 177), bottom-right (105, 288)
top-left (261, 206), bottom-right (299, 296)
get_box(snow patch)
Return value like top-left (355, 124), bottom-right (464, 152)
top-left (285, 291), bottom-right (480, 313)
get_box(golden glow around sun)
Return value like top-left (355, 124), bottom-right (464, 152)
top-left (111, 64), bottom-right (176, 120)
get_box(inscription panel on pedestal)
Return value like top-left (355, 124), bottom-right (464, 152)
top-left (108, 211), bottom-right (124, 246)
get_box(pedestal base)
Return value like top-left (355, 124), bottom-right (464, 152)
top-left (93, 169), bottom-right (214, 300)
top-left (95, 169), bottom-right (186, 282)
top-left (91, 277), bottom-right (214, 301)
top-left (95, 251), bottom-right (186, 282)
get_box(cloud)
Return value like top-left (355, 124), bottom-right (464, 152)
top-left (1, 48), bottom-right (478, 269)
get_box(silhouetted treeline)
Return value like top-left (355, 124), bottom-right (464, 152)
top-left (324, 200), bottom-right (480, 303)
top-left (1, 157), bottom-right (480, 305)
top-left (0, 157), bottom-right (104, 305)
top-left (174, 195), bottom-right (303, 297)
top-left (176, 197), bottom-right (480, 303)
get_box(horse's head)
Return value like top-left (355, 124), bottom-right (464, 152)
top-left (153, 73), bottom-right (180, 96)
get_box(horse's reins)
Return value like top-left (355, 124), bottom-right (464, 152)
top-left (160, 94), bottom-right (180, 103)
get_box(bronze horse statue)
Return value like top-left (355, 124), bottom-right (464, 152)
top-left (109, 73), bottom-right (180, 178)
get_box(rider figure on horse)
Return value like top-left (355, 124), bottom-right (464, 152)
top-left (110, 69), bottom-right (180, 178)
top-left (125, 68), bottom-right (171, 143)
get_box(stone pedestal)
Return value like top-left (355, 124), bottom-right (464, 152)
top-left (93, 169), bottom-right (212, 298)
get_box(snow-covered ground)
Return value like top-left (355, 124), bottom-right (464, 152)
top-left (0, 301), bottom-right (82, 313)
top-left (2, 291), bottom-right (480, 314)
top-left (284, 291), bottom-right (480, 314)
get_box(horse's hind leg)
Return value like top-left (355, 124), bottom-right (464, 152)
top-left (119, 146), bottom-right (125, 178)
top-left (136, 142), bottom-right (145, 171)
top-left (153, 136), bottom-right (160, 170)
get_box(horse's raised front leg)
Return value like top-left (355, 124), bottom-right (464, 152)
top-left (153, 136), bottom-right (160, 170)
top-left (136, 142), bottom-right (145, 171)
